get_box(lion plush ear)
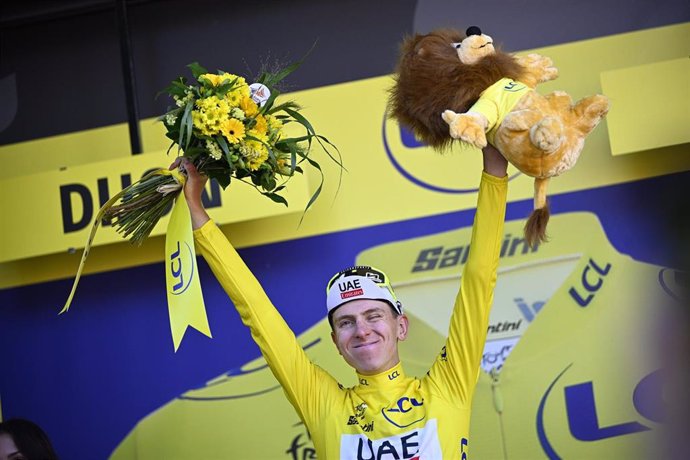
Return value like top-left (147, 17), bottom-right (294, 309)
top-left (413, 40), bottom-right (428, 57)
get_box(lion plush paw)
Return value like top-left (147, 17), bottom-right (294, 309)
top-left (573, 95), bottom-right (611, 134)
top-left (517, 53), bottom-right (559, 87)
top-left (442, 110), bottom-right (487, 148)
top-left (530, 117), bottom-right (564, 153)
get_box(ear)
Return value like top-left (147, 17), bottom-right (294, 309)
top-left (413, 41), bottom-right (428, 57)
top-left (397, 314), bottom-right (410, 341)
top-left (331, 330), bottom-right (342, 355)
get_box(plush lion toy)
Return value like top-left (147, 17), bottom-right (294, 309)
top-left (388, 26), bottom-right (610, 247)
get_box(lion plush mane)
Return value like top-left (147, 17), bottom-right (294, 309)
top-left (388, 29), bottom-right (524, 151)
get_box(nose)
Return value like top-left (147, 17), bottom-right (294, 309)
top-left (354, 318), bottom-right (372, 337)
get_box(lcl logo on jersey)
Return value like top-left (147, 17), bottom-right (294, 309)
top-left (382, 397), bottom-right (425, 428)
top-left (168, 240), bottom-right (195, 295)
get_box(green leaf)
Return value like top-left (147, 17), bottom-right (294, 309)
top-left (187, 62), bottom-right (208, 79)
top-left (183, 101), bottom-right (194, 150)
top-left (262, 192), bottom-right (288, 206)
top-left (259, 89), bottom-right (281, 115)
top-left (298, 154), bottom-right (324, 226)
top-left (177, 101), bottom-right (194, 152)
top-left (158, 79), bottom-right (188, 99)
top-left (209, 170), bottom-right (230, 189)
top-left (166, 140), bottom-right (176, 156)
top-left (215, 76), bottom-right (239, 95)
top-left (284, 140), bottom-right (298, 175)
top-left (269, 100), bottom-right (302, 115)
top-left (215, 136), bottom-right (234, 172)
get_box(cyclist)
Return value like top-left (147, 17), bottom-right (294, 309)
top-left (175, 144), bottom-right (508, 458)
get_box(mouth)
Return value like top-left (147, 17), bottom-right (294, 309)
top-left (354, 341), bottom-right (380, 349)
top-left (476, 42), bottom-right (494, 49)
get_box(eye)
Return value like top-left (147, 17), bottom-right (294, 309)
top-left (338, 319), bottom-right (353, 328)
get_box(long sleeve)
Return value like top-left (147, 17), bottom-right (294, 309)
top-left (425, 171), bottom-right (508, 404)
top-left (193, 221), bottom-right (339, 425)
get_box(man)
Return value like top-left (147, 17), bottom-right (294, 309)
top-left (177, 144), bottom-right (508, 458)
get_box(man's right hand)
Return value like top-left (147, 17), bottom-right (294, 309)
top-left (169, 157), bottom-right (211, 230)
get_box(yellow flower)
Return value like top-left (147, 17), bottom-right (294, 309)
top-left (225, 90), bottom-right (242, 107)
top-left (199, 73), bottom-right (222, 86)
top-left (205, 140), bottom-right (224, 160)
top-left (225, 73), bottom-right (246, 87)
top-left (265, 113), bottom-right (284, 140)
top-left (192, 96), bottom-right (230, 135)
top-left (196, 95), bottom-right (230, 113)
top-left (200, 72), bottom-right (245, 88)
top-left (253, 115), bottom-right (268, 137)
top-left (276, 153), bottom-right (294, 176)
top-left (266, 114), bottom-right (283, 131)
top-left (221, 118), bottom-right (246, 144)
top-left (239, 84), bottom-right (251, 99)
top-left (247, 129), bottom-right (268, 143)
top-left (240, 96), bottom-right (259, 117)
top-left (240, 139), bottom-right (269, 171)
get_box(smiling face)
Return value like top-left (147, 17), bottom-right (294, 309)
top-left (454, 33), bottom-right (495, 64)
top-left (330, 299), bottom-right (409, 375)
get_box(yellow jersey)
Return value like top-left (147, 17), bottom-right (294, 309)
top-left (190, 172), bottom-right (507, 459)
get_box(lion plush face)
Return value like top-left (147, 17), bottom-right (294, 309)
top-left (388, 27), bottom-right (525, 150)
top-left (453, 31), bottom-right (495, 64)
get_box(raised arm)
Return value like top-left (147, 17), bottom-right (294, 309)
top-left (174, 158), bottom-right (338, 424)
top-left (426, 145), bottom-right (508, 404)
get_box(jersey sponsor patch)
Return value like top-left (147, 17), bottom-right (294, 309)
top-left (382, 396), bottom-right (425, 428)
top-left (339, 419), bottom-right (441, 459)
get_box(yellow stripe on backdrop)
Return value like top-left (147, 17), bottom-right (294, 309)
top-left (0, 23), bottom-right (689, 289)
top-left (601, 57), bottom-right (690, 155)
top-left (0, 151), bottom-right (310, 263)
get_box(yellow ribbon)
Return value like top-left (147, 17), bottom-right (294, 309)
top-left (165, 185), bottom-right (212, 351)
top-left (60, 167), bottom-right (211, 351)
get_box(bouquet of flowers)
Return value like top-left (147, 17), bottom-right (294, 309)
top-left (105, 61), bottom-right (341, 245)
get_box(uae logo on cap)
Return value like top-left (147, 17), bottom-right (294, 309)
top-left (339, 279), bottom-right (364, 299)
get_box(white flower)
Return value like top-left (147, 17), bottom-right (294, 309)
top-left (206, 140), bottom-right (223, 160)
top-left (174, 91), bottom-right (195, 108)
top-left (165, 113), bottom-right (178, 126)
top-left (239, 143), bottom-right (261, 160)
top-left (231, 108), bottom-right (246, 120)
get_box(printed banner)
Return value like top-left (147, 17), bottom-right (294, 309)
top-left (0, 151), bottom-right (310, 264)
top-left (2, 24), bottom-right (689, 268)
